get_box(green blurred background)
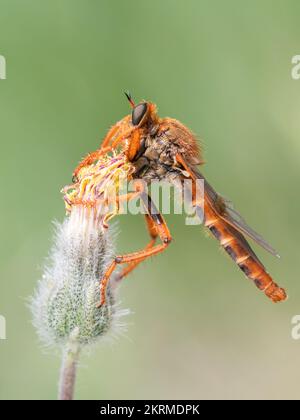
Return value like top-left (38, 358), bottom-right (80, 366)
top-left (0, 0), bottom-right (300, 400)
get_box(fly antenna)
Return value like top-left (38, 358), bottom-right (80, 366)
top-left (124, 91), bottom-right (135, 108)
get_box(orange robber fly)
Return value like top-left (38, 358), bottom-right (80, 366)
top-left (63, 93), bottom-right (287, 307)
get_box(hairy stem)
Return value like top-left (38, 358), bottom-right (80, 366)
top-left (58, 330), bottom-right (80, 400)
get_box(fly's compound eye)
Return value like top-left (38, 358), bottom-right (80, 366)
top-left (132, 103), bottom-right (148, 126)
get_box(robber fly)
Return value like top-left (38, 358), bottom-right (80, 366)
top-left (65, 93), bottom-right (287, 307)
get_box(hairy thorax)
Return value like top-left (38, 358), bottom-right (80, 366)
top-left (132, 118), bottom-right (201, 184)
top-left (132, 131), bottom-right (182, 183)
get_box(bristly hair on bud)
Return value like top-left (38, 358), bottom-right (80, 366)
top-left (31, 206), bottom-right (129, 400)
top-left (31, 207), bottom-right (128, 349)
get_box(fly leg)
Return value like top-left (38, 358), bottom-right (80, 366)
top-left (115, 214), bottom-right (159, 281)
top-left (97, 192), bottom-right (172, 307)
top-left (73, 118), bottom-right (133, 179)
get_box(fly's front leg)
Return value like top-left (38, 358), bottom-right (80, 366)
top-left (97, 192), bottom-right (172, 308)
top-left (99, 116), bottom-right (131, 151)
top-left (72, 126), bottom-right (121, 179)
top-left (72, 149), bottom-right (104, 181)
top-left (73, 118), bottom-right (133, 180)
top-left (100, 124), bottom-right (120, 150)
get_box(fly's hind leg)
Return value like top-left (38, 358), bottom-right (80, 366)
top-left (97, 192), bottom-right (172, 307)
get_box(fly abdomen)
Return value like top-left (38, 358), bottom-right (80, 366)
top-left (206, 215), bottom-right (287, 303)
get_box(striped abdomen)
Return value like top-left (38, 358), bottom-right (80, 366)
top-left (204, 203), bottom-right (287, 303)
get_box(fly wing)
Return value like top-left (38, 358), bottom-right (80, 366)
top-left (220, 197), bottom-right (279, 257)
top-left (191, 167), bottom-right (280, 258)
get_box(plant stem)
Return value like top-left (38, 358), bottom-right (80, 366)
top-left (58, 331), bottom-right (80, 400)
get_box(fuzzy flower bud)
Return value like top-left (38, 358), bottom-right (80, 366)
top-left (31, 207), bottom-right (126, 348)
top-left (32, 149), bottom-right (132, 399)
